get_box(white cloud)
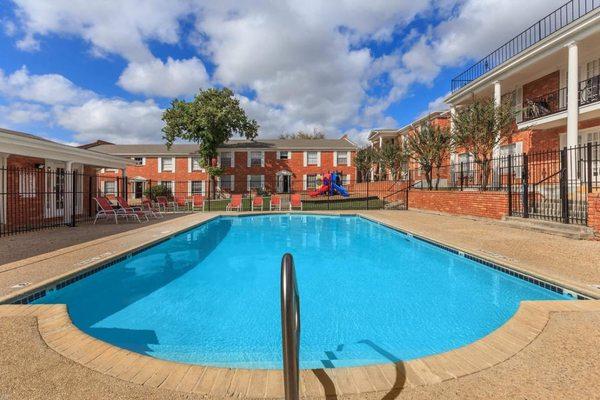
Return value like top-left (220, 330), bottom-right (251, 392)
top-left (0, 102), bottom-right (50, 124)
top-left (0, 66), bottom-right (95, 105)
top-left (12, 0), bottom-right (194, 62)
top-left (118, 57), bottom-right (210, 98)
top-left (54, 98), bottom-right (164, 143)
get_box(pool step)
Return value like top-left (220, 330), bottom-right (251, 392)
top-left (501, 216), bottom-right (594, 239)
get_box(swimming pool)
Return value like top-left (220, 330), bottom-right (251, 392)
top-left (35, 214), bottom-right (570, 369)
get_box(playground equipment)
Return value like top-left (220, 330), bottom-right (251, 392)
top-left (309, 172), bottom-right (349, 197)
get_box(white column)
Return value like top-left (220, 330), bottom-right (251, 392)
top-left (566, 41), bottom-right (579, 150)
top-left (493, 81), bottom-right (502, 157)
top-left (449, 104), bottom-right (456, 133)
top-left (0, 154), bottom-right (7, 225)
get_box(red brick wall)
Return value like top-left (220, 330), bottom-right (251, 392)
top-left (522, 71), bottom-right (560, 106)
top-left (5, 155), bottom-right (46, 229)
top-left (588, 193), bottom-right (600, 237)
top-left (408, 190), bottom-right (509, 219)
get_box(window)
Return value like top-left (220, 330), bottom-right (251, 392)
top-left (278, 151), bottom-right (290, 160)
top-left (132, 157), bottom-right (144, 166)
top-left (306, 174), bottom-right (317, 189)
top-left (340, 174), bottom-right (351, 186)
top-left (160, 181), bottom-right (173, 193)
top-left (220, 152), bottom-right (233, 167)
top-left (104, 181), bottom-right (116, 195)
top-left (336, 151), bottom-right (348, 166)
top-left (248, 175), bottom-right (264, 190)
top-left (19, 171), bottom-right (36, 198)
top-left (219, 175), bottom-right (234, 191)
top-left (160, 157), bottom-right (174, 172)
top-left (190, 181), bottom-right (204, 195)
top-left (191, 157), bottom-right (202, 171)
top-left (307, 151), bottom-right (319, 166)
top-left (250, 151), bottom-right (263, 167)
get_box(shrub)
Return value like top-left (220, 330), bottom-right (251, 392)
top-left (143, 184), bottom-right (172, 200)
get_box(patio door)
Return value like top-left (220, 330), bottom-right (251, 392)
top-left (134, 181), bottom-right (144, 199)
top-left (45, 161), bottom-right (66, 218)
top-left (276, 173), bottom-right (291, 193)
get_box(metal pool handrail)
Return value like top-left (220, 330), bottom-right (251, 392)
top-left (280, 253), bottom-right (300, 400)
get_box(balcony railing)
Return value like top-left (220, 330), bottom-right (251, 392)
top-left (522, 74), bottom-right (600, 122)
top-left (451, 0), bottom-right (600, 93)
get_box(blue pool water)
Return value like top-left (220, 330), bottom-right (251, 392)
top-left (35, 214), bottom-right (569, 369)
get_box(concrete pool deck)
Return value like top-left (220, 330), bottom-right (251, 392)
top-left (1, 210), bottom-right (600, 399)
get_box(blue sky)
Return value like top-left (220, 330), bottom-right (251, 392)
top-left (0, 0), bottom-right (566, 145)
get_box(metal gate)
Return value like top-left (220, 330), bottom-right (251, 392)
top-left (509, 144), bottom-right (598, 225)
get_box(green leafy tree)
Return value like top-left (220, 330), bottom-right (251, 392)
top-left (379, 142), bottom-right (409, 181)
top-left (405, 119), bottom-right (452, 190)
top-left (162, 88), bottom-right (259, 197)
top-left (354, 146), bottom-right (378, 182)
top-left (452, 97), bottom-right (516, 190)
top-left (143, 184), bottom-right (172, 201)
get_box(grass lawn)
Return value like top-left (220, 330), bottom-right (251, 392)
top-left (202, 196), bottom-right (386, 212)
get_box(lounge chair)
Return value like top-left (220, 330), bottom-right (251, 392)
top-left (116, 196), bottom-right (155, 220)
top-left (156, 196), bottom-right (176, 212)
top-left (270, 195), bottom-right (281, 211)
top-left (93, 196), bottom-right (131, 224)
top-left (227, 194), bottom-right (243, 211)
top-left (174, 196), bottom-right (191, 212)
top-left (252, 196), bottom-right (264, 211)
top-left (114, 196), bottom-right (149, 223)
top-left (289, 194), bottom-right (303, 211)
top-left (142, 198), bottom-right (163, 218)
top-left (192, 194), bottom-right (205, 211)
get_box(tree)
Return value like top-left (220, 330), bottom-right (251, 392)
top-left (452, 97), bottom-right (516, 190)
top-left (405, 118), bottom-right (452, 190)
top-left (378, 142), bottom-right (408, 181)
top-left (279, 129), bottom-right (325, 140)
top-left (162, 88), bottom-right (259, 197)
top-left (354, 146), bottom-right (378, 182)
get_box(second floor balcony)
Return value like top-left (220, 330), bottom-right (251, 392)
top-left (522, 74), bottom-right (600, 123)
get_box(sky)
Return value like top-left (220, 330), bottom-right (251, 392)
top-left (0, 0), bottom-right (567, 146)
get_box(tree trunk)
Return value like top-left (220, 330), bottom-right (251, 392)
top-left (480, 159), bottom-right (490, 191)
top-left (425, 166), bottom-right (433, 190)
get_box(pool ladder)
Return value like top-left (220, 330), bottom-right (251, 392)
top-left (281, 253), bottom-right (300, 400)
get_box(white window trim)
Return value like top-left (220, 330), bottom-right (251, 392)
top-left (159, 157), bottom-right (175, 172)
top-left (303, 152), bottom-right (307, 167)
top-left (305, 151), bottom-right (320, 167)
top-left (103, 180), bottom-right (117, 195)
top-left (189, 180), bottom-right (205, 196)
top-left (333, 151), bottom-right (338, 167)
top-left (132, 157), bottom-right (145, 166)
top-left (247, 174), bottom-right (264, 191)
top-left (277, 150), bottom-right (290, 160)
top-left (218, 151), bottom-right (235, 168)
top-left (303, 174), bottom-right (307, 190)
top-left (247, 151), bottom-right (264, 167)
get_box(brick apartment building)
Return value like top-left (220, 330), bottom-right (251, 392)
top-left (86, 138), bottom-right (357, 199)
top-left (0, 128), bottom-right (130, 234)
top-left (446, 4), bottom-right (600, 162)
top-left (368, 111), bottom-right (451, 184)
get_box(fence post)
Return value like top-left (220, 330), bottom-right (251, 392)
top-left (460, 162), bottom-right (464, 191)
top-left (523, 153), bottom-right (529, 218)
top-left (507, 154), bottom-right (513, 216)
top-left (88, 175), bottom-right (93, 217)
top-left (587, 142), bottom-right (593, 193)
top-left (366, 178), bottom-right (369, 210)
top-left (560, 148), bottom-right (569, 224)
top-left (71, 170), bottom-right (77, 227)
top-left (124, 176), bottom-right (128, 202)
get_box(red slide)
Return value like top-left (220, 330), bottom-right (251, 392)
top-left (309, 185), bottom-right (329, 197)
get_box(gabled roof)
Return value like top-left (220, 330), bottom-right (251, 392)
top-left (87, 138), bottom-right (357, 156)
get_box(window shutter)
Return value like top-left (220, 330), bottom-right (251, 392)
top-left (188, 157), bottom-right (192, 173)
top-left (188, 181), bottom-right (191, 196)
top-left (333, 151), bottom-right (338, 167)
top-left (317, 152), bottom-right (321, 167)
top-left (276, 151), bottom-right (280, 160)
top-left (172, 157), bottom-right (176, 172)
top-left (232, 152), bottom-right (235, 167)
top-left (347, 151), bottom-right (351, 166)
top-left (303, 152), bottom-right (307, 167)
top-left (261, 151), bottom-right (265, 167)
top-left (303, 174), bottom-right (307, 190)
top-left (172, 181), bottom-right (176, 195)
top-left (247, 175), bottom-right (251, 191)
top-left (260, 175), bottom-right (264, 188)
top-left (231, 175), bottom-right (235, 191)
top-left (515, 141), bottom-right (523, 155)
top-left (247, 151), bottom-right (251, 167)
top-left (158, 157), bottom-right (162, 172)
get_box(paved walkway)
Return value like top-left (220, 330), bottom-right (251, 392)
top-left (1, 210), bottom-right (600, 399)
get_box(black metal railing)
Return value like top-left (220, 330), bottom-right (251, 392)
top-left (451, 0), bottom-right (600, 92)
top-left (522, 87), bottom-right (568, 121)
top-left (0, 171), bottom-right (410, 236)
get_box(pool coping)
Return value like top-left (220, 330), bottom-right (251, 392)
top-left (1, 211), bottom-right (599, 398)
top-left (1, 300), bottom-right (599, 398)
